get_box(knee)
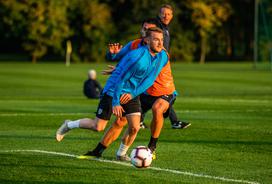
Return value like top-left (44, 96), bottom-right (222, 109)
top-left (129, 125), bottom-right (140, 135)
top-left (95, 125), bottom-right (105, 132)
top-left (95, 121), bottom-right (107, 132)
top-left (152, 104), bottom-right (164, 115)
top-left (114, 118), bottom-right (127, 128)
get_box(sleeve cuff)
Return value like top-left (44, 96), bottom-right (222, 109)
top-left (106, 52), bottom-right (117, 61)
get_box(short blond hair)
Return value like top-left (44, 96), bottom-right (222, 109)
top-left (160, 4), bottom-right (174, 13)
top-left (146, 27), bottom-right (163, 38)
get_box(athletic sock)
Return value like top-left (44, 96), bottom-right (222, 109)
top-left (67, 120), bottom-right (80, 129)
top-left (148, 136), bottom-right (158, 152)
top-left (116, 142), bottom-right (129, 156)
top-left (93, 142), bottom-right (107, 155)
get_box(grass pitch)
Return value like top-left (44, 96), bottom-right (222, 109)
top-left (0, 62), bottom-right (271, 184)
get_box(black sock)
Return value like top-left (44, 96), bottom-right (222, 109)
top-left (148, 136), bottom-right (158, 152)
top-left (93, 142), bottom-right (107, 155)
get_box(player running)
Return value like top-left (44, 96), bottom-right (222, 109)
top-left (79, 18), bottom-right (186, 161)
top-left (56, 28), bottom-right (169, 159)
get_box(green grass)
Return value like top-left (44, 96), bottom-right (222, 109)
top-left (0, 62), bottom-right (271, 184)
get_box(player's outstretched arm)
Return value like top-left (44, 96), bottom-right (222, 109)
top-left (106, 41), bottom-right (132, 61)
top-left (101, 65), bottom-right (116, 75)
top-left (108, 43), bottom-right (123, 54)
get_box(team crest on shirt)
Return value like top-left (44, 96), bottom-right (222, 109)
top-left (98, 108), bottom-right (103, 115)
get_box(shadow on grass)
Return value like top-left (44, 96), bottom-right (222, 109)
top-left (1, 134), bottom-right (271, 146)
top-left (0, 161), bottom-right (127, 172)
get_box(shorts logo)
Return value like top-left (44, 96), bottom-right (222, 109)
top-left (97, 108), bottom-right (103, 115)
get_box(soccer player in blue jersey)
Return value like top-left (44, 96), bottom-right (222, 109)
top-left (106, 12), bottom-right (190, 130)
top-left (56, 27), bottom-right (169, 158)
top-left (89, 17), bottom-right (188, 161)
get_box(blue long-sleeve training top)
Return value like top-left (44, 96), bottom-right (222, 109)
top-left (103, 45), bottom-right (168, 106)
top-left (105, 39), bottom-right (178, 97)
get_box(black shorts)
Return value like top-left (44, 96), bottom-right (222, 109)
top-left (96, 94), bottom-right (141, 120)
top-left (140, 93), bottom-right (176, 118)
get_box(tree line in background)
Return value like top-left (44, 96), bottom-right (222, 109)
top-left (0, 0), bottom-right (271, 63)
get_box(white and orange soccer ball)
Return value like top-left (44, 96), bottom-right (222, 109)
top-left (130, 146), bottom-right (153, 168)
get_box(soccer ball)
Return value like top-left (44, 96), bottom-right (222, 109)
top-left (130, 146), bottom-right (153, 168)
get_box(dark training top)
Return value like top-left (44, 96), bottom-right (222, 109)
top-left (156, 16), bottom-right (170, 51)
top-left (83, 79), bottom-right (102, 99)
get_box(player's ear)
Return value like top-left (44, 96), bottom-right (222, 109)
top-left (145, 37), bottom-right (151, 45)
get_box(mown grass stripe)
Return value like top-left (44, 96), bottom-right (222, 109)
top-left (0, 109), bottom-right (271, 117)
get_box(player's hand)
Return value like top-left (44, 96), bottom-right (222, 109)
top-left (102, 65), bottom-right (116, 75)
top-left (112, 105), bottom-right (125, 117)
top-left (108, 43), bottom-right (123, 54)
top-left (120, 93), bottom-right (132, 104)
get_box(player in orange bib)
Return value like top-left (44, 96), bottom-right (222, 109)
top-left (78, 18), bottom-right (189, 161)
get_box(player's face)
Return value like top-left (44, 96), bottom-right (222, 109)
top-left (148, 32), bottom-right (163, 53)
top-left (140, 23), bottom-right (156, 38)
top-left (159, 8), bottom-right (173, 25)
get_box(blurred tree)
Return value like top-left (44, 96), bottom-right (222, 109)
top-left (171, 32), bottom-right (196, 62)
top-left (101, 0), bottom-right (196, 61)
top-left (68, 0), bottom-right (113, 62)
top-left (0, 0), bottom-right (259, 62)
top-left (1, 0), bottom-right (72, 63)
top-left (258, 0), bottom-right (272, 61)
top-left (188, 0), bottom-right (232, 63)
top-left (0, 0), bottom-right (29, 57)
top-left (101, 0), bottom-right (162, 43)
top-left (0, 0), bottom-right (112, 63)
top-left (224, 0), bottom-right (254, 61)
top-left (170, 1), bottom-right (196, 62)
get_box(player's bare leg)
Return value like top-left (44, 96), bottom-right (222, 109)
top-left (150, 98), bottom-right (169, 138)
top-left (77, 116), bottom-right (128, 159)
top-left (148, 98), bottom-right (169, 159)
top-left (122, 114), bottom-right (141, 146)
top-left (79, 117), bottom-right (108, 131)
top-left (116, 113), bottom-right (141, 161)
top-left (100, 117), bottom-right (127, 147)
top-left (56, 117), bottom-right (108, 142)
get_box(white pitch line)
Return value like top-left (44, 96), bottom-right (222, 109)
top-left (1, 149), bottom-right (78, 158)
top-left (0, 149), bottom-right (260, 184)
